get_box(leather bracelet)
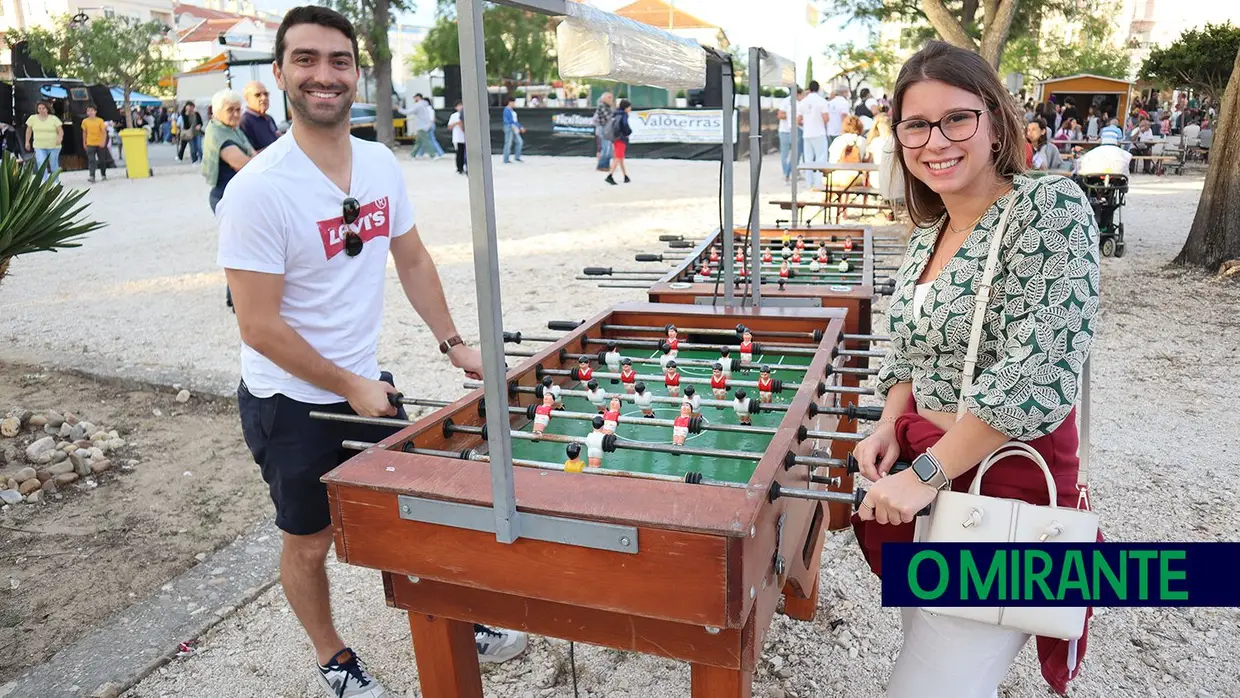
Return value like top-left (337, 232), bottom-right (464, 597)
top-left (438, 334), bottom-right (464, 354)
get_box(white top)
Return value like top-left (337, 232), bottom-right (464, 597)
top-left (447, 111), bottom-right (465, 145)
top-left (828, 133), bottom-right (868, 163)
top-left (216, 132), bottom-right (416, 403)
top-left (686, 393), bottom-right (701, 410)
top-left (604, 351), bottom-right (621, 370)
top-left (777, 96), bottom-right (794, 133)
top-left (826, 95), bottom-right (850, 136)
top-left (635, 391), bottom-right (653, 408)
top-left (407, 100), bottom-right (434, 131)
top-left (585, 431), bottom-right (605, 458)
top-left (799, 92), bottom-right (829, 139)
top-left (587, 387), bottom-right (608, 405)
top-left (718, 356), bottom-right (733, 377)
top-left (870, 134), bottom-right (905, 202)
top-left (733, 397), bottom-right (751, 415)
top-left (1076, 144), bottom-right (1132, 176)
top-left (913, 282), bottom-right (932, 321)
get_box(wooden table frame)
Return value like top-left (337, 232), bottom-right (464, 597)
top-left (323, 303), bottom-right (859, 698)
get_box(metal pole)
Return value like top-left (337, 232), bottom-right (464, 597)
top-left (790, 81), bottom-right (799, 226)
top-left (748, 47), bottom-right (762, 307)
top-left (456, 0), bottom-right (519, 544)
top-left (721, 59), bottom-right (735, 305)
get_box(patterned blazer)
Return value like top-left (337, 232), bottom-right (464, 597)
top-left (876, 174), bottom-right (1101, 440)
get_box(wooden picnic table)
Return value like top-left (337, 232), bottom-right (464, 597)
top-left (798, 162), bottom-right (879, 173)
top-left (794, 162), bottom-right (884, 224)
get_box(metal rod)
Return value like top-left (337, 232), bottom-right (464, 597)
top-left (526, 325), bottom-right (887, 344)
top-left (722, 58), bottom-right (735, 306)
top-left (504, 349), bottom-right (817, 373)
top-left (540, 367), bottom-right (804, 391)
top-left (597, 282), bottom-right (654, 289)
top-left (790, 80), bottom-right (799, 226)
top-left (467, 380), bottom-right (792, 412)
top-left (575, 275), bottom-right (662, 282)
top-left (748, 46), bottom-right (762, 307)
top-left (457, 0), bottom-right (517, 543)
top-left (448, 422), bottom-right (764, 463)
top-left (579, 336), bottom-right (816, 356)
top-left (770, 482), bottom-right (861, 507)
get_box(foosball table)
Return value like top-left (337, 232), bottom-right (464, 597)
top-left (320, 304), bottom-right (884, 697)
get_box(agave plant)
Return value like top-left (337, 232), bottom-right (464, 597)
top-left (0, 152), bottom-right (104, 286)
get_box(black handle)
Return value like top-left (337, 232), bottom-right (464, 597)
top-left (582, 267), bottom-right (612, 276)
top-left (388, 392), bottom-right (404, 407)
top-left (635, 254), bottom-right (662, 262)
top-left (667, 240), bottom-right (694, 249)
top-left (658, 234), bottom-right (685, 242)
top-left (850, 405), bottom-right (883, 422)
top-left (547, 320), bottom-right (584, 331)
top-left (502, 331), bottom-right (522, 344)
top-left (853, 459), bottom-right (931, 516)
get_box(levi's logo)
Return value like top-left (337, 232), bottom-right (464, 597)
top-left (317, 197), bottom-right (390, 260)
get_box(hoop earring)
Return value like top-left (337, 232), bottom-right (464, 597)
top-left (991, 140), bottom-right (1002, 153)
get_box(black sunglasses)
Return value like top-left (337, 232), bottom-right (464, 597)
top-left (342, 198), bottom-right (363, 257)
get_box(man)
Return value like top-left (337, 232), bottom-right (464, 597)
top-left (81, 104), bottom-right (108, 183)
top-left (1075, 133), bottom-right (1131, 175)
top-left (502, 96), bottom-right (524, 163)
top-left (593, 91), bottom-right (614, 171)
top-left (240, 80), bottom-right (282, 152)
top-left (798, 81), bottom-right (829, 189)
top-left (447, 100), bottom-right (466, 174)
top-left (405, 94), bottom-right (435, 159)
top-left (1099, 118), bottom-right (1124, 143)
top-left (776, 88), bottom-right (804, 182)
top-left (216, 8), bottom-right (527, 697)
top-left (825, 85), bottom-right (850, 149)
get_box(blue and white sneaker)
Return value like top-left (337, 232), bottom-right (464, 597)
top-left (475, 624), bottom-right (528, 664)
top-left (317, 647), bottom-right (387, 698)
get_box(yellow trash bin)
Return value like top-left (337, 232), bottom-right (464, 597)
top-left (119, 128), bottom-right (150, 179)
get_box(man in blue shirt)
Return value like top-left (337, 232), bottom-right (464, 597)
top-left (1099, 118), bottom-right (1124, 143)
top-left (502, 96), bottom-right (524, 163)
top-left (239, 81), bottom-right (282, 152)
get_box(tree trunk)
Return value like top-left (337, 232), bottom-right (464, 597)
top-left (978, 0), bottom-right (1020, 69)
top-left (124, 89), bottom-right (133, 130)
top-left (368, 0), bottom-right (396, 148)
top-left (919, 0), bottom-right (977, 53)
top-left (961, 0), bottom-right (980, 27)
top-left (1173, 47), bottom-right (1240, 272)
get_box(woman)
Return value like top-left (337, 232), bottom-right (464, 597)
top-left (177, 102), bottom-right (204, 163)
top-left (1052, 117), bottom-right (1079, 151)
top-left (24, 101), bottom-right (63, 179)
top-left (1026, 118), bottom-right (1066, 171)
top-left (852, 41), bottom-right (1100, 697)
top-left (604, 99), bottom-right (632, 185)
top-left (867, 114), bottom-right (904, 205)
top-left (827, 114), bottom-right (869, 192)
top-left (202, 90), bottom-right (254, 309)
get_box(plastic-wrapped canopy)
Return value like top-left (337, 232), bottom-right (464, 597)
top-left (556, 3), bottom-right (706, 90)
top-left (758, 52), bottom-right (796, 87)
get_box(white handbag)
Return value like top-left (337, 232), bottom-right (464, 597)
top-left (914, 192), bottom-right (1099, 642)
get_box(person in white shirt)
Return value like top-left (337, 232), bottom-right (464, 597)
top-left (826, 85), bottom-right (851, 144)
top-left (216, 7), bottom-right (526, 692)
top-left (1075, 133), bottom-right (1132, 175)
top-left (867, 113), bottom-right (905, 204)
top-left (798, 80), bottom-right (830, 188)
top-left (776, 87), bottom-right (805, 182)
top-left (404, 94), bottom-right (437, 159)
top-left (446, 100), bottom-right (466, 174)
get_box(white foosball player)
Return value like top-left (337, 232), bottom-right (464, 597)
top-left (585, 416), bottom-right (606, 467)
top-left (732, 389), bottom-right (753, 425)
top-left (634, 382), bottom-right (655, 417)
top-left (586, 380), bottom-right (608, 412)
top-left (604, 342), bottom-right (622, 375)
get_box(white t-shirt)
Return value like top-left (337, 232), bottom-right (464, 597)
top-left (827, 96), bottom-right (850, 136)
top-left (800, 92), bottom-right (829, 139)
top-left (447, 111), bottom-right (465, 145)
top-left (777, 97), bottom-right (793, 133)
top-left (216, 131), bottom-right (416, 404)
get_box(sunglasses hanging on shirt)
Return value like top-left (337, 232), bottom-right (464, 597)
top-left (342, 197), bottom-right (363, 257)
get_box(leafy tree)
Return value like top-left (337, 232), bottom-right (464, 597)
top-left (1003, 8), bottom-right (1132, 82)
top-left (407, 2), bottom-right (555, 91)
top-left (824, 41), bottom-right (901, 96)
top-left (1140, 22), bottom-right (1240, 102)
top-left (407, 15), bottom-right (459, 76)
top-left (8, 15), bottom-right (176, 128)
top-left (806, 56), bottom-right (814, 85)
top-left (331, 0), bottom-right (413, 148)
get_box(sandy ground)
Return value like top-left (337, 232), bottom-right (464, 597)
top-left (2, 152), bottom-right (1238, 697)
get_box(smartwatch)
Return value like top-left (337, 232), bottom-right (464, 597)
top-left (910, 450), bottom-right (951, 491)
top-left (438, 334), bottom-right (464, 354)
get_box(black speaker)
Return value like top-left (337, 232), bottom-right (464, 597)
top-left (11, 41), bottom-right (53, 79)
top-left (699, 53), bottom-right (724, 108)
top-left (441, 64), bottom-right (462, 108)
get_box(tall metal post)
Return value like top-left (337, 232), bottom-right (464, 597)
top-left (789, 82), bottom-right (799, 226)
top-left (721, 60), bottom-right (735, 305)
top-left (456, 0), bottom-right (518, 543)
top-left (748, 48), bottom-right (763, 307)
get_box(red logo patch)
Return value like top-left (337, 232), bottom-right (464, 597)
top-left (317, 197), bottom-right (391, 260)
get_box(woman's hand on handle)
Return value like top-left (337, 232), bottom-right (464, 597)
top-left (852, 422), bottom-right (901, 482)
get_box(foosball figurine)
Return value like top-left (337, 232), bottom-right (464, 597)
top-left (586, 380), bottom-right (608, 412)
top-left (808, 258), bottom-right (821, 272)
top-left (604, 341), bottom-right (622, 382)
top-left (659, 342), bottom-right (676, 369)
top-left (664, 360), bottom-right (681, 397)
top-left (699, 264), bottom-right (712, 278)
top-left (817, 248), bottom-right (830, 265)
top-left (683, 385), bottom-right (701, 417)
top-left (718, 347), bottom-right (733, 378)
top-left (585, 416), bottom-right (606, 467)
top-left (619, 358), bottom-right (637, 393)
top-left (710, 362), bottom-right (728, 402)
top-left (733, 389), bottom-right (753, 425)
top-left (602, 397), bottom-right (622, 434)
top-left (541, 376), bottom-right (563, 408)
top-left (790, 251), bottom-right (802, 264)
top-left (672, 402), bottom-right (692, 446)
top-left (837, 259), bottom-right (851, 273)
top-left (709, 248), bottom-right (720, 262)
top-left (780, 245), bottom-right (793, 259)
top-left (780, 230), bottom-right (792, 246)
top-left (665, 325), bottom-right (679, 356)
top-left (564, 442), bottom-right (586, 473)
top-left (532, 393), bottom-right (554, 437)
top-left (757, 366), bottom-right (774, 403)
top-left (576, 356), bottom-right (593, 383)
top-left (843, 235), bottom-right (854, 252)
top-left (739, 331), bottom-right (754, 365)
top-left (735, 250), bottom-right (744, 264)
top-left (779, 261), bottom-right (791, 279)
top-left (761, 250), bottom-right (773, 263)
top-left (634, 382), bottom-right (655, 417)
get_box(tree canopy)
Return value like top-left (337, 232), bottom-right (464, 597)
top-left (330, 0), bottom-right (413, 147)
top-left (409, 1), bottom-right (556, 84)
top-left (823, 41), bottom-right (901, 96)
top-left (8, 15), bottom-right (176, 128)
top-left (1001, 8), bottom-right (1132, 83)
top-left (1140, 22), bottom-right (1240, 101)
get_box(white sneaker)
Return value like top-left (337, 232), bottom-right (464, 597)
top-left (317, 648), bottom-right (387, 698)
top-left (475, 624), bottom-right (528, 664)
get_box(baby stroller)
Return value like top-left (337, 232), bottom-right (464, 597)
top-left (1073, 173), bottom-right (1128, 258)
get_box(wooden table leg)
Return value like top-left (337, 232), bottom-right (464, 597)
top-left (408, 612), bottom-right (483, 698)
top-left (691, 663), bottom-right (753, 698)
top-left (782, 575), bottom-right (819, 622)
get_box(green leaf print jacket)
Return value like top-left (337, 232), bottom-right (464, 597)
top-left (875, 174), bottom-right (1102, 440)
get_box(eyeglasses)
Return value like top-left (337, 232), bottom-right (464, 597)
top-left (893, 109), bottom-right (984, 148)
top-left (342, 197), bottom-right (363, 257)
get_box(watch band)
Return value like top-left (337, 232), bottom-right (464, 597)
top-left (915, 450), bottom-right (951, 491)
top-left (438, 334), bottom-right (464, 354)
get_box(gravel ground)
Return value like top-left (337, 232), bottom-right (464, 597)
top-left (3, 154), bottom-right (1237, 697)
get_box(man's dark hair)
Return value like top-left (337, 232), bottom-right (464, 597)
top-left (414, 93), bottom-right (424, 99)
top-left (455, 100), bottom-right (463, 107)
top-left (618, 98), bottom-right (631, 111)
top-left (275, 6), bottom-right (359, 68)
top-left (808, 80), bottom-right (820, 93)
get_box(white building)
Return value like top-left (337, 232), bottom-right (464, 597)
top-left (0, 0), bottom-right (174, 79)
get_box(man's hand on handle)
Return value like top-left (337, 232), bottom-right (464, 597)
top-left (448, 344), bottom-right (484, 381)
top-left (345, 375), bottom-right (400, 417)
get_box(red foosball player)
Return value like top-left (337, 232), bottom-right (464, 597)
top-left (761, 250), bottom-right (773, 263)
top-left (817, 249), bottom-right (830, 265)
top-left (790, 251), bottom-right (802, 263)
top-left (664, 360), bottom-right (681, 397)
top-left (733, 389), bottom-right (753, 425)
top-left (576, 356), bottom-right (593, 384)
top-left (757, 365), bottom-right (774, 403)
top-left (602, 397), bottom-right (622, 434)
top-left (739, 331), bottom-right (754, 365)
top-left (564, 442), bottom-right (586, 473)
top-left (738, 266), bottom-right (748, 278)
top-left (665, 325), bottom-right (679, 355)
top-left (634, 382), bottom-right (655, 417)
top-left (541, 376), bottom-right (563, 408)
top-left (532, 393), bottom-right (554, 437)
top-left (619, 358), bottom-right (637, 393)
top-left (735, 250), bottom-right (744, 264)
top-left (843, 235), bottom-right (854, 252)
top-left (672, 402), bottom-right (692, 446)
top-left (709, 248), bottom-right (720, 262)
top-left (586, 416), bottom-right (606, 467)
top-left (710, 362), bottom-right (728, 402)
top-left (779, 261), bottom-right (791, 279)
top-left (795, 234), bottom-right (806, 250)
top-left (699, 265), bottom-right (712, 278)
top-left (683, 385), bottom-right (701, 417)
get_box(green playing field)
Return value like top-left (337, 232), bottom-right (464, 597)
top-left (504, 347), bottom-right (813, 484)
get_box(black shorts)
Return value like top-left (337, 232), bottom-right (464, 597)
top-left (237, 371), bottom-right (407, 535)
